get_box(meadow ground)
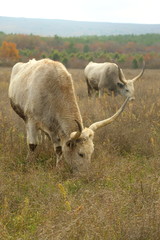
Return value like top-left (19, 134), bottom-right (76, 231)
top-left (0, 66), bottom-right (160, 240)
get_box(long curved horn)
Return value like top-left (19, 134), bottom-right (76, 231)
top-left (66, 120), bottom-right (82, 148)
top-left (89, 97), bottom-right (130, 132)
top-left (132, 61), bottom-right (145, 82)
top-left (70, 120), bottom-right (82, 140)
top-left (118, 66), bottom-right (127, 84)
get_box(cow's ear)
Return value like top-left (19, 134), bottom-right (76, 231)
top-left (117, 82), bottom-right (124, 88)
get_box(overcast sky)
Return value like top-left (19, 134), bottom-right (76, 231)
top-left (1, 0), bottom-right (160, 24)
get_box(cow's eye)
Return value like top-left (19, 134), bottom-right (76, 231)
top-left (78, 153), bottom-right (85, 158)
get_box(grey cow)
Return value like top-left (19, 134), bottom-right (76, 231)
top-left (84, 61), bottom-right (145, 99)
top-left (8, 58), bottom-right (130, 173)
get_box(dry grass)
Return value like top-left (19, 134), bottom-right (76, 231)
top-left (0, 66), bottom-right (160, 239)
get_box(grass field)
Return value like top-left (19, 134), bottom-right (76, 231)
top-left (0, 66), bottom-right (160, 240)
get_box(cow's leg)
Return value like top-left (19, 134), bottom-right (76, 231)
top-left (85, 77), bottom-right (92, 97)
top-left (106, 89), bottom-right (112, 96)
top-left (99, 88), bottom-right (104, 97)
top-left (88, 86), bottom-right (93, 97)
top-left (54, 144), bottom-right (63, 167)
top-left (114, 91), bottom-right (119, 97)
top-left (26, 120), bottom-right (38, 150)
top-left (53, 137), bottom-right (62, 167)
top-left (48, 132), bottom-right (62, 167)
top-left (26, 120), bottom-right (39, 161)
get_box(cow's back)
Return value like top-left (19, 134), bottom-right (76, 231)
top-left (85, 61), bottom-right (117, 76)
top-left (84, 62), bottom-right (107, 79)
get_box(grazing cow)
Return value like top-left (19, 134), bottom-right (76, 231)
top-left (84, 61), bottom-right (145, 99)
top-left (8, 58), bottom-right (130, 173)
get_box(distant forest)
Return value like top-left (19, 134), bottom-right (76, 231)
top-left (0, 32), bottom-right (160, 68)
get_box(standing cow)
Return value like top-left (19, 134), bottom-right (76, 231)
top-left (9, 58), bottom-right (130, 173)
top-left (84, 61), bottom-right (145, 98)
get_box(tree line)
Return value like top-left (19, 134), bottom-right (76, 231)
top-left (0, 32), bottom-right (160, 68)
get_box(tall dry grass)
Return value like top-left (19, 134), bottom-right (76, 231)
top-left (0, 66), bottom-right (160, 239)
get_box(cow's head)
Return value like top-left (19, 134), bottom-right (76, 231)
top-left (62, 127), bottom-right (94, 173)
top-left (117, 62), bottom-right (145, 99)
top-left (62, 97), bottom-right (130, 174)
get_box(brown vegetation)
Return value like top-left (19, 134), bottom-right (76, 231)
top-left (0, 41), bottom-right (20, 66)
top-left (0, 67), bottom-right (160, 239)
top-left (1, 33), bottom-right (160, 68)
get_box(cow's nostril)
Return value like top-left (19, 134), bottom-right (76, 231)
top-left (78, 153), bottom-right (85, 158)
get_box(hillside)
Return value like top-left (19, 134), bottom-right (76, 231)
top-left (0, 16), bottom-right (160, 36)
